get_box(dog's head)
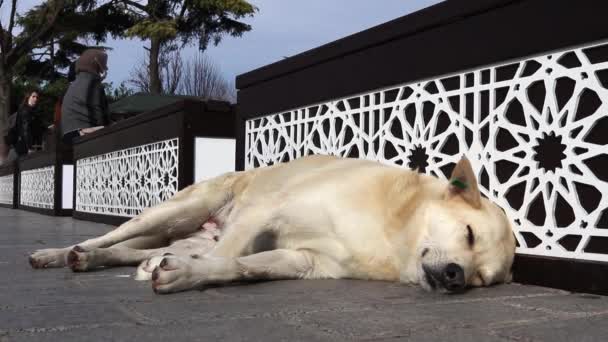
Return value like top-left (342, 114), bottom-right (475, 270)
top-left (417, 156), bottom-right (516, 293)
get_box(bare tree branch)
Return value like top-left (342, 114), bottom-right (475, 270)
top-left (8, 0), bottom-right (18, 35)
top-left (29, 51), bottom-right (52, 62)
top-left (160, 48), bottom-right (182, 94)
top-left (128, 45), bottom-right (182, 94)
top-left (120, 0), bottom-right (149, 13)
top-left (0, 0), bottom-right (5, 32)
top-left (0, 0), bottom-right (17, 53)
top-left (124, 6), bottom-right (144, 17)
top-left (179, 52), bottom-right (234, 102)
top-left (128, 49), bottom-right (234, 102)
top-left (177, 0), bottom-right (189, 22)
top-left (0, 27), bottom-right (5, 56)
top-left (128, 52), bottom-right (151, 93)
top-left (115, 0), bottom-right (146, 17)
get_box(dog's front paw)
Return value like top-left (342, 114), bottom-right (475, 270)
top-left (29, 248), bottom-right (70, 268)
top-left (151, 256), bottom-right (197, 294)
top-left (67, 246), bottom-right (94, 272)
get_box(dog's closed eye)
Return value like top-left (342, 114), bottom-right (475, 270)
top-left (466, 225), bottom-right (475, 247)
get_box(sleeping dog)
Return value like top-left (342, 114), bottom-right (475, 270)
top-left (29, 155), bottom-right (516, 294)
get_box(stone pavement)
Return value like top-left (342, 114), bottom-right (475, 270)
top-left (1, 208), bottom-right (607, 341)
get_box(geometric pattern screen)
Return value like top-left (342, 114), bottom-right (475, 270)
top-left (245, 40), bottom-right (608, 262)
top-left (20, 166), bottom-right (55, 209)
top-left (0, 174), bottom-right (14, 205)
top-left (76, 138), bottom-right (179, 217)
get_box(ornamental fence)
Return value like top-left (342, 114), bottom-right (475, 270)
top-left (235, 0), bottom-right (608, 294)
top-left (72, 100), bottom-right (236, 225)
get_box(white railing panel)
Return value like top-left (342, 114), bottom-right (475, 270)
top-left (76, 138), bottom-right (179, 217)
top-left (0, 174), bottom-right (14, 205)
top-left (20, 167), bottom-right (55, 209)
top-left (245, 40), bottom-right (608, 262)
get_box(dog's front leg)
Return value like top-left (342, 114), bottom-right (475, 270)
top-left (151, 249), bottom-right (320, 294)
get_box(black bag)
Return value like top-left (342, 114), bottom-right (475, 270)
top-left (4, 112), bottom-right (18, 146)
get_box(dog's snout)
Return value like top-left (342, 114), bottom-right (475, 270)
top-left (424, 263), bottom-right (466, 292)
top-left (442, 263), bottom-right (465, 292)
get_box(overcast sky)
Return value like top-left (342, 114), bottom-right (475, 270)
top-left (2, 0), bottom-right (445, 88)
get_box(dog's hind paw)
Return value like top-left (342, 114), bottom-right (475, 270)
top-left (67, 246), bottom-right (93, 272)
top-left (29, 248), bottom-right (70, 269)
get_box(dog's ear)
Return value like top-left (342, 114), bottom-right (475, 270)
top-left (445, 156), bottom-right (482, 209)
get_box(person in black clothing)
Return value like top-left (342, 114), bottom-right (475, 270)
top-left (10, 90), bottom-right (39, 157)
top-left (60, 49), bottom-right (110, 144)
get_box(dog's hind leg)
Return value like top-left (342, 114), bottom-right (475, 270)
top-left (202, 202), bottom-right (280, 259)
top-left (29, 172), bottom-right (243, 269)
top-left (27, 235), bottom-right (167, 270)
top-left (68, 230), bottom-right (219, 273)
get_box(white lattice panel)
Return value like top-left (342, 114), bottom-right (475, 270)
top-left (245, 40), bottom-right (608, 262)
top-left (20, 166), bottom-right (55, 209)
top-left (76, 138), bottom-right (179, 217)
top-left (0, 174), bottom-right (14, 205)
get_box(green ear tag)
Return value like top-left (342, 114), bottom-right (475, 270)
top-left (451, 178), bottom-right (468, 190)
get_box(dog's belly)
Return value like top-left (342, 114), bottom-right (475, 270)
top-left (169, 218), bottom-right (221, 249)
top-left (200, 218), bottom-right (221, 239)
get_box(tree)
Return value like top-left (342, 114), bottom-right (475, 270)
top-left (180, 52), bottom-right (235, 102)
top-left (17, 1), bottom-right (134, 83)
top-left (121, 0), bottom-right (256, 94)
top-left (128, 45), bottom-right (183, 94)
top-left (106, 81), bottom-right (135, 103)
top-left (0, 0), bottom-right (66, 160)
top-left (0, 0), bottom-right (134, 161)
top-left (128, 50), bottom-right (235, 102)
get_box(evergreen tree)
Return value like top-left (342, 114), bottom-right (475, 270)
top-left (17, 1), bottom-right (134, 83)
top-left (3, 1), bottom-right (136, 150)
top-left (0, 0), bottom-right (65, 158)
top-left (0, 0), bottom-right (134, 158)
top-left (122, 0), bottom-right (257, 94)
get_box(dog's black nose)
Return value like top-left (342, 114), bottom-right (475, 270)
top-left (442, 263), bottom-right (465, 292)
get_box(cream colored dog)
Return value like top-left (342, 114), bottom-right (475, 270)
top-left (29, 155), bottom-right (516, 294)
